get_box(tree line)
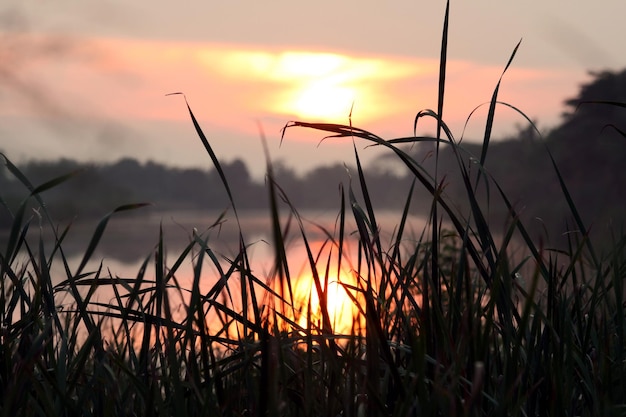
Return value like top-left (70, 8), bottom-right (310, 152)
top-left (0, 153), bottom-right (413, 227)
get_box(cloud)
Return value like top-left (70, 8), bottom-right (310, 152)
top-left (0, 31), bottom-right (588, 177)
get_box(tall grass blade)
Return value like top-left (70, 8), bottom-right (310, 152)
top-left (478, 39), bottom-right (522, 170)
top-left (75, 203), bottom-right (149, 277)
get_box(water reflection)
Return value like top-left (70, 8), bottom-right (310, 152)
top-left (4, 208), bottom-right (428, 336)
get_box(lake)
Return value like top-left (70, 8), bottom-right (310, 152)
top-left (2, 208), bottom-right (432, 335)
top-left (3, 208), bottom-right (427, 269)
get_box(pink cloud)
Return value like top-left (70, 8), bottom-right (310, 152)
top-left (1, 34), bottom-right (585, 144)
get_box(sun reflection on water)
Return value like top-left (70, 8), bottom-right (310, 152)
top-left (291, 269), bottom-right (365, 336)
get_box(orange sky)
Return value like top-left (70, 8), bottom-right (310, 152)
top-left (1, 1), bottom-right (624, 178)
top-left (4, 37), bottom-right (580, 136)
top-left (29, 36), bottom-right (578, 133)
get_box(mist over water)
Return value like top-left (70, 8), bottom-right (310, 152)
top-left (14, 208), bottom-right (430, 280)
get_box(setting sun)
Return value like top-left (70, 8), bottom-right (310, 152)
top-left (271, 52), bottom-right (357, 120)
top-left (202, 48), bottom-right (421, 124)
top-left (271, 52), bottom-right (378, 121)
top-left (290, 81), bottom-right (355, 120)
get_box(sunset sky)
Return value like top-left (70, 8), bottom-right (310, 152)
top-left (1, 1), bottom-right (625, 179)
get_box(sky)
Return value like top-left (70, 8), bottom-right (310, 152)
top-left (1, 1), bottom-right (625, 179)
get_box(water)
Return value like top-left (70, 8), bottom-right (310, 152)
top-left (16, 208), bottom-right (427, 274)
top-left (2, 208), bottom-right (430, 334)
top-left (4, 207), bottom-right (536, 337)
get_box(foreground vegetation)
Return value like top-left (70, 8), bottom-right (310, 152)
top-left (2, 3), bottom-right (626, 416)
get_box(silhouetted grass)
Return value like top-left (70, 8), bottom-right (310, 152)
top-left (1, 2), bottom-right (626, 416)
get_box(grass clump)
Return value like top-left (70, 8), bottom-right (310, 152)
top-left (2, 2), bottom-right (626, 416)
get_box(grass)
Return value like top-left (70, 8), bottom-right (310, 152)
top-left (2, 2), bottom-right (626, 415)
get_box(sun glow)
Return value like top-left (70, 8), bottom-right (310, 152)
top-left (201, 48), bottom-right (420, 123)
top-left (271, 52), bottom-right (372, 121)
top-left (291, 81), bottom-right (355, 120)
top-left (269, 52), bottom-right (357, 121)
